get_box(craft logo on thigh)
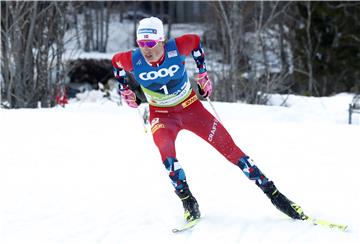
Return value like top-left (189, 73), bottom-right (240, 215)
top-left (208, 119), bottom-right (219, 142)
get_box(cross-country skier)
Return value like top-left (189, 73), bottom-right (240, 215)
top-left (112, 17), bottom-right (305, 223)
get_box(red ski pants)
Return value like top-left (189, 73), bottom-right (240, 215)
top-left (149, 93), bottom-right (245, 164)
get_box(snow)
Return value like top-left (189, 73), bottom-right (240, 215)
top-left (1, 92), bottom-right (359, 244)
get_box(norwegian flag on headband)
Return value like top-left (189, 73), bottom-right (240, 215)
top-left (136, 17), bottom-right (164, 41)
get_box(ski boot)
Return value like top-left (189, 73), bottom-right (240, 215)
top-left (262, 181), bottom-right (305, 220)
top-left (176, 188), bottom-right (201, 222)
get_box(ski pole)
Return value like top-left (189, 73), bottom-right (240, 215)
top-left (206, 97), bottom-right (223, 124)
top-left (137, 107), bottom-right (148, 133)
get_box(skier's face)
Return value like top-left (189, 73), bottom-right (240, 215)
top-left (138, 40), bottom-right (164, 63)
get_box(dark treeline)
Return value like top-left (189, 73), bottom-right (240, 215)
top-left (1, 1), bottom-right (68, 108)
top-left (1, 1), bottom-right (359, 108)
top-left (206, 1), bottom-right (360, 103)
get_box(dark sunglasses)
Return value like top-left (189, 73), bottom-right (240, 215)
top-left (137, 40), bottom-right (160, 48)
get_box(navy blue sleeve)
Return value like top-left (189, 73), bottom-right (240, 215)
top-left (191, 42), bottom-right (207, 74)
top-left (113, 67), bottom-right (129, 91)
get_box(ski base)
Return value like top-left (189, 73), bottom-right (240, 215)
top-left (303, 215), bottom-right (348, 231)
top-left (172, 219), bottom-right (200, 233)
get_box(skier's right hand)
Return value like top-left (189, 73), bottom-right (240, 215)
top-left (120, 88), bottom-right (140, 108)
top-left (196, 71), bottom-right (212, 98)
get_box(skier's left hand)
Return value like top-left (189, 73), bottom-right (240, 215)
top-left (196, 72), bottom-right (212, 98)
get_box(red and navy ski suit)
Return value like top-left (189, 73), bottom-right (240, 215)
top-left (112, 34), bottom-right (270, 193)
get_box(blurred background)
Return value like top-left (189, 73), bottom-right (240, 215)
top-left (1, 1), bottom-right (359, 108)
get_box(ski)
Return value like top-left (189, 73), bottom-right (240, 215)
top-left (172, 219), bottom-right (200, 233)
top-left (303, 214), bottom-right (348, 231)
top-left (289, 203), bottom-right (348, 231)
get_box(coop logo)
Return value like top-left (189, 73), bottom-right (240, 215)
top-left (139, 65), bottom-right (179, 81)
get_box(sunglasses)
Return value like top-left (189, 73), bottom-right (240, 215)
top-left (137, 40), bottom-right (160, 48)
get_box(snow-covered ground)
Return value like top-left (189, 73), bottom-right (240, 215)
top-left (1, 92), bottom-right (359, 244)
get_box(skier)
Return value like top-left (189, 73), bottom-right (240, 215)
top-left (112, 17), bottom-right (304, 223)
